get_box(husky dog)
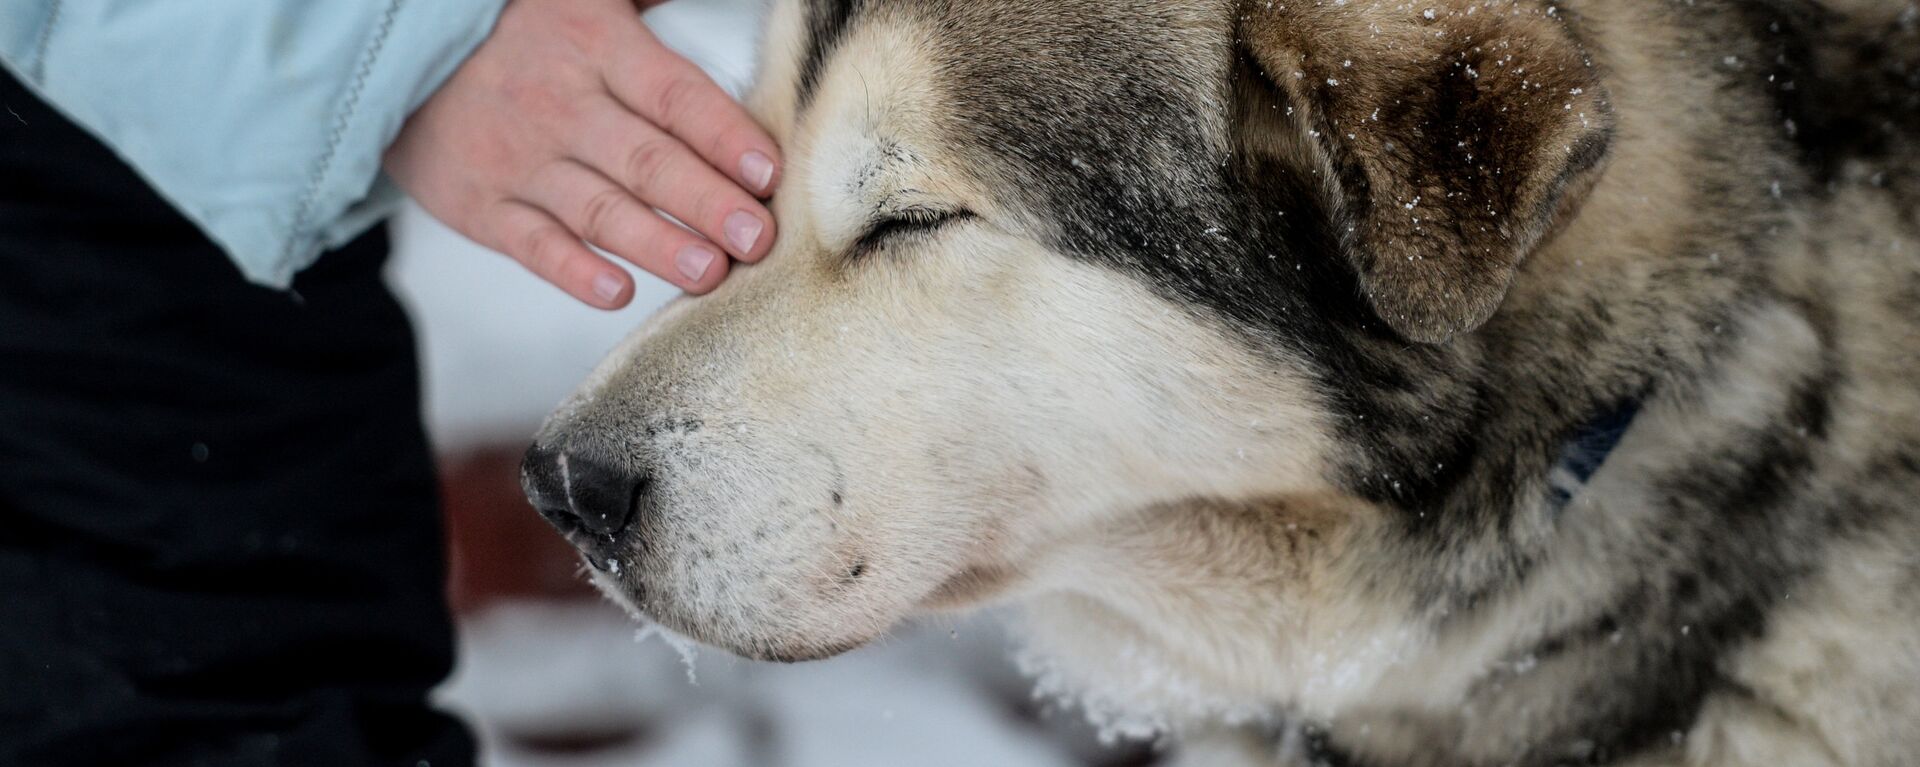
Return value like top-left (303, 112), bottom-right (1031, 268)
top-left (521, 1), bottom-right (1920, 764)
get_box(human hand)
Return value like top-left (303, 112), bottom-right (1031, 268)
top-left (385, 0), bottom-right (780, 308)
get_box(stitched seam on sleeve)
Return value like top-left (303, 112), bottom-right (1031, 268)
top-left (27, 0), bottom-right (63, 82)
top-left (282, 0), bottom-right (404, 264)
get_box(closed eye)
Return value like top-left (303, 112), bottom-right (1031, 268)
top-left (851, 207), bottom-right (974, 255)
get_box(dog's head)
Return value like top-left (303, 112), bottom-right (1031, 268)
top-left (524, 0), bottom-right (1611, 662)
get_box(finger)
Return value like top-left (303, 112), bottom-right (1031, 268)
top-left (480, 200), bottom-right (636, 309)
top-left (573, 100), bottom-right (775, 262)
top-left (519, 160), bottom-right (730, 293)
top-left (606, 26), bottom-right (782, 197)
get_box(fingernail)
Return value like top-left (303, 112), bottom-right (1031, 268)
top-left (740, 151), bottom-right (775, 193)
top-left (676, 244), bottom-right (718, 282)
top-left (592, 272), bottom-right (625, 304)
top-left (724, 211), bottom-right (765, 254)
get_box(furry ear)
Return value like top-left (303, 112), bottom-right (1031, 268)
top-left (1237, 0), bottom-right (1614, 343)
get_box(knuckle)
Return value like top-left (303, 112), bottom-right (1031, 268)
top-left (649, 76), bottom-right (704, 124)
top-left (519, 227), bottom-right (567, 273)
top-left (705, 132), bottom-right (737, 165)
top-left (580, 188), bottom-right (631, 244)
top-left (693, 187), bottom-right (731, 224)
top-left (622, 139), bottom-right (678, 193)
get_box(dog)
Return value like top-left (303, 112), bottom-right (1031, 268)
top-left (520, 1), bottom-right (1920, 764)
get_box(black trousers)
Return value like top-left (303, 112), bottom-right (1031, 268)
top-left (0, 73), bottom-right (475, 766)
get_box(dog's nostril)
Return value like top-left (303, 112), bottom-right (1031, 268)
top-left (520, 444), bottom-right (648, 539)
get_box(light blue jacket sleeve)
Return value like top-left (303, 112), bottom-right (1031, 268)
top-left (0, 1), bottom-right (506, 287)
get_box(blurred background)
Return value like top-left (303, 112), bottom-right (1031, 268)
top-left (386, 2), bottom-right (1157, 764)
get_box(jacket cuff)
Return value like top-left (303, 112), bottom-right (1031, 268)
top-left (279, 0), bottom-right (507, 286)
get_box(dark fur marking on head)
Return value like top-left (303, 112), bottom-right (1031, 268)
top-left (908, 6), bottom-right (1514, 543)
top-left (796, 0), bottom-right (861, 110)
top-left (1237, 0), bottom-right (1616, 344)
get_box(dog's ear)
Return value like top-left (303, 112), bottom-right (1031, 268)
top-left (1236, 1), bottom-right (1613, 343)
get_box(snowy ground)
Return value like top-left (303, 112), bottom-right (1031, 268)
top-left (434, 603), bottom-right (1145, 767)
top-left (385, 3), bottom-right (1156, 764)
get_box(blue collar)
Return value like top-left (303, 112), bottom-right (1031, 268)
top-left (1545, 399), bottom-right (1643, 511)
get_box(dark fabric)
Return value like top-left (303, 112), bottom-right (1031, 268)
top-left (0, 72), bottom-right (475, 767)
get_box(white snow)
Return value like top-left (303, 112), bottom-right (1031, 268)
top-left (437, 602), bottom-right (1100, 767)
top-left (634, 622), bottom-right (703, 685)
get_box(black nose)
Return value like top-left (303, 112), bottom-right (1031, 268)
top-left (520, 444), bottom-right (647, 540)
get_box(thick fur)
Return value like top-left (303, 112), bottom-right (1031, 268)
top-left (530, 1), bottom-right (1920, 765)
